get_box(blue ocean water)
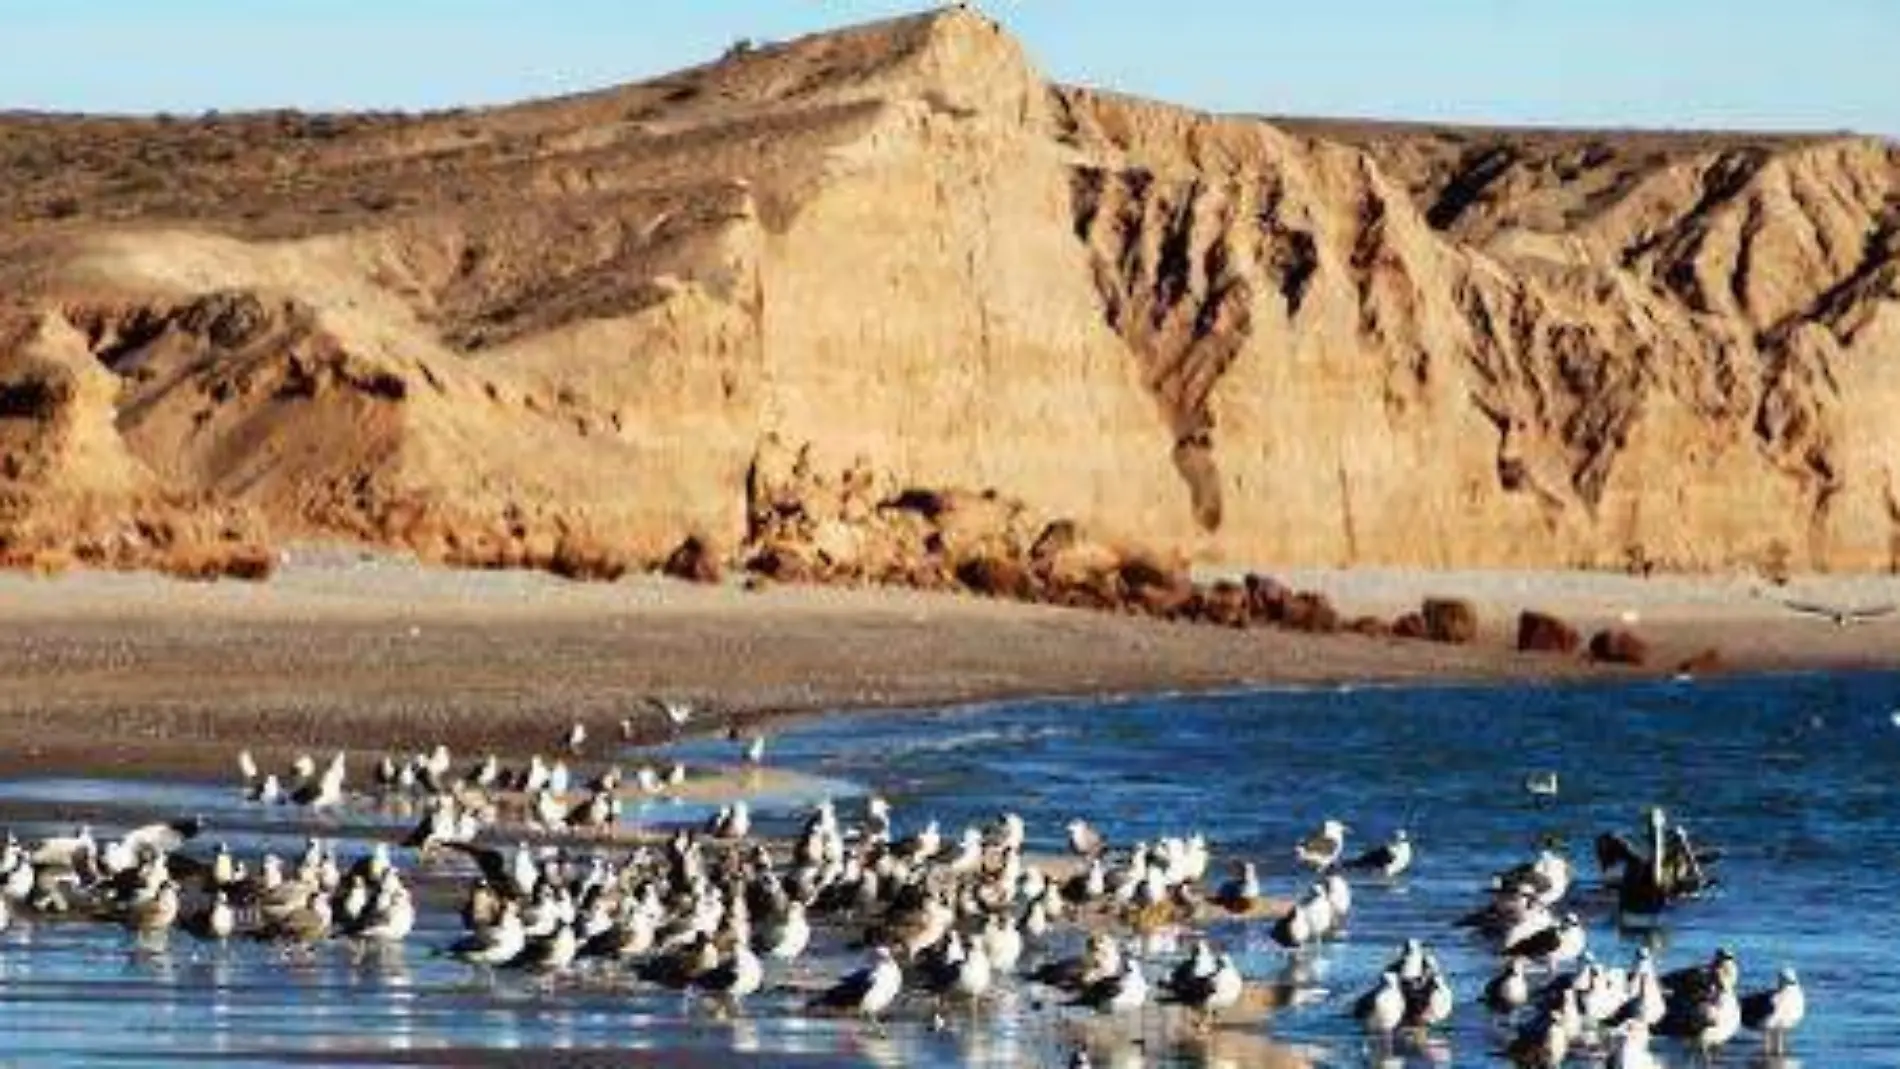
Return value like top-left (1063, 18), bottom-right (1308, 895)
top-left (0, 670), bottom-right (1895, 1066)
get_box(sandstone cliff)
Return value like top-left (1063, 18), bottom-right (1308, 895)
top-left (2, 5), bottom-right (1896, 575)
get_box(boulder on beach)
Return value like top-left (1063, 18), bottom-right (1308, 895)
top-left (745, 544), bottom-right (815, 584)
top-left (1282, 590), bottom-right (1340, 633)
top-left (1243, 573), bottom-right (1290, 623)
top-left (1516, 610), bottom-right (1582, 654)
top-left (1588, 627), bottom-right (1649, 665)
top-left (548, 532), bottom-right (631, 582)
top-left (1391, 611), bottom-right (1429, 639)
top-left (1421, 597), bottom-right (1479, 644)
top-left (1193, 580), bottom-right (1251, 628)
top-left (661, 534), bottom-right (723, 584)
top-left (955, 553), bottom-right (1034, 601)
top-left (1027, 519), bottom-right (1081, 565)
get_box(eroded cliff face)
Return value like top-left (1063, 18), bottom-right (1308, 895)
top-left (1, 6), bottom-right (1896, 574)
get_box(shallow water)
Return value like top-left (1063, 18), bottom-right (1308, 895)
top-left (2, 671), bottom-right (1897, 1066)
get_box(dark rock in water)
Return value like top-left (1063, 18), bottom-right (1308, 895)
top-left (1422, 597), bottom-right (1479, 643)
top-left (1517, 609), bottom-right (1582, 654)
top-left (1589, 627), bottom-right (1649, 665)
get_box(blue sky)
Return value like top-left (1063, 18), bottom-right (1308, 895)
top-left (2, 1), bottom-right (1894, 135)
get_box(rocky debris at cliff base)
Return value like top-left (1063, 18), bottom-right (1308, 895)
top-left (1421, 597), bottom-right (1480, 644)
top-left (1588, 627), bottom-right (1651, 666)
top-left (1517, 610), bottom-right (1583, 654)
top-left (661, 534), bottom-right (724, 585)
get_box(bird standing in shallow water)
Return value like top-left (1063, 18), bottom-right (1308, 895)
top-left (812, 946), bottom-right (903, 1024)
top-left (1072, 953), bottom-right (1146, 1014)
top-left (1065, 819), bottom-right (1105, 859)
top-left (1352, 970), bottom-right (1405, 1043)
top-left (1296, 819), bottom-right (1347, 870)
top-left (1345, 828), bottom-right (1413, 878)
top-left (1484, 957), bottom-right (1530, 1014)
top-left (1523, 772), bottom-right (1559, 803)
top-left (1741, 967), bottom-right (1805, 1054)
top-left (1608, 1019), bottom-right (1660, 1069)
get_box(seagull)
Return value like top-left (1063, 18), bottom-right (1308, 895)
top-left (1214, 861), bottom-right (1262, 914)
top-left (1484, 958), bottom-right (1531, 1014)
top-left (1401, 961), bottom-right (1455, 1030)
top-left (759, 899), bottom-right (811, 963)
top-left (1523, 772), bottom-right (1559, 800)
top-left (350, 879), bottom-right (417, 944)
top-left (1072, 955), bottom-right (1147, 1014)
top-left (1269, 893), bottom-right (1322, 949)
top-left (1344, 829), bottom-right (1413, 878)
top-left (701, 944), bottom-right (765, 1002)
top-left (1352, 971), bottom-right (1406, 1036)
top-left (30, 826), bottom-right (96, 870)
top-left (1658, 951), bottom-right (1742, 1053)
top-left (1030, 931), bottom-right (1121, 991)
top-left (812, 946), bottom-right (903, 1023)
top-left (450, 901), bottom-right (526, 968)
top-left (1740, 967), bottom-right (1805, 1053)
top-left (292, 752), bottom-right (346, 809)
top-left (1385, 938), bottom-right (1428, 984)
top-left (124, 879), bottom-right (181, 937)
top-left (1166, 938), bottom-right (1217, 996)
top-left (923, 932), bottom-right (993, 1006)
top-left (644, 696), bottom-right (695, 735)
top-left (564, 722), bottom-right (587, 756)
top-left (1163, 950), bottom-right (1243, 1022)
top-left (708, 802), bottom-right (751, 841)
top-left (1066, 819), bottom-right (1105, 858)
top-left (979, 912), bottom-right (1022, 974)
top-left (116, 817), bottom-right (207, 862)
top-left (511, 921), bottom-right (579, 975)
top-left (250, 773), bottom-right (283, 805)
top-left (1607, 948), bottom-right (1666, 1028)
top-left (1507, 988), bottom-right (1578, 1067)
top-left (1506, 911), bottom-right (1585, 969)
top-left (1780, 598), bottom-right (1898, 627)
top-left (1607, 1019), bottom-right (1660, 1069)
top-left (1295, 819), bottom-right (1347, 870)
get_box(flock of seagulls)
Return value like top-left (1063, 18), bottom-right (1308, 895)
top-left (0, 700), bottom-right (1814, 1067)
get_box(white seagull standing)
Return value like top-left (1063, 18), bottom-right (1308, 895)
top-left (1296, 819), bottom-right (1348, 870)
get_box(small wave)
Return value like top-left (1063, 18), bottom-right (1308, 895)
top-left (873, 723), bottom-right (1077, 759)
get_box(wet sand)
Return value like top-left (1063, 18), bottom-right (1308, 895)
top-left (1, 550), bottom-right (1896, 779)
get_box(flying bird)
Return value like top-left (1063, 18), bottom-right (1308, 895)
top-left (1779, 598), bottom-right (1897, 627)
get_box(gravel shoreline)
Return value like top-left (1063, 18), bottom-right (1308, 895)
top-left (2, 555), bottom-right (1896, 780)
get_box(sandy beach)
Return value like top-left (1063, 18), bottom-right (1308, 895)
top-left (2, 550), bottom-right (1896, 779)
